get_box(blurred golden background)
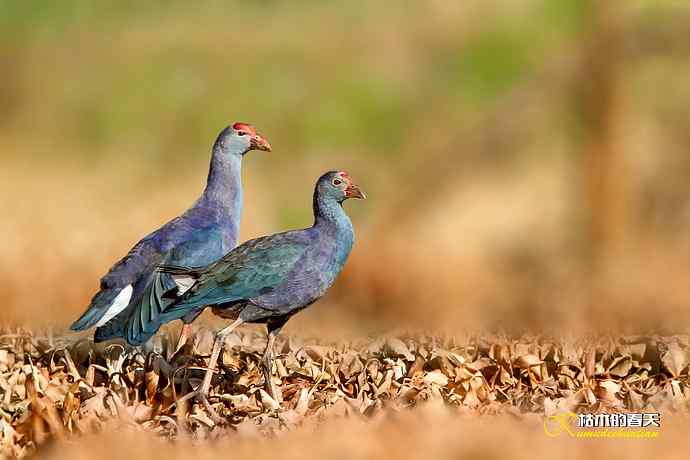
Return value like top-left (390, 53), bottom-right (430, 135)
top-left (3, 0), bottom-right (690, 338)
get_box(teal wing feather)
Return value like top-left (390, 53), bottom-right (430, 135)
top-left (124, 268), bottom-right (178, 344)
top-left (156, 232), bottom-right (309, 324)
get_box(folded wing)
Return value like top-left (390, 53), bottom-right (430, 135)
top-left (169, 233), bottom-right (309, 312)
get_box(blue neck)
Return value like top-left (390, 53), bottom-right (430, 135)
top-left (199, 142), bottom-right (243, 240)
top-left (313, 194), bottom-right (354, 267)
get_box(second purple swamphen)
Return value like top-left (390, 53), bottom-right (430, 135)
top-left (146, 171), bottom-right (365, 404)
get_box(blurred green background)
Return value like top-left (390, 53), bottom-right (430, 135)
top-left (3, 0), bottom-right (690, 337)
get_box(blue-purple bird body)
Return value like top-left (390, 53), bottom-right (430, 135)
top-left (70, 123), bottom-right (271, 342)
top-left (135, 171), bottom-right (365, 343)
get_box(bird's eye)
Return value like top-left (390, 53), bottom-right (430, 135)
top-left (332, 179), bottom-right (342, 186)
top-left (237, 131), bottom-right (247, 136)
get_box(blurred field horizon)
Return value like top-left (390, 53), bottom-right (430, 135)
top-left (4, 0), bottom-right (690, 340)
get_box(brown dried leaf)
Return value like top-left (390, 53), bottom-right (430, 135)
top-left (258, 389), bottom-right (280, 411)
top-left (384, 338), bottom-right (414, 361)
top-left (607, 356), bottom-right (632, 378)
top-left (514, 354), bottom-right (542, 369)
top-left (661, 342), bottom-right (689, 378)
top-left (423, 370), bottom-right (449, 387)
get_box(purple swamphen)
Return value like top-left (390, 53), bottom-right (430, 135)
top-left (70, 123), bottom-right (271, 350)
top-left (151, 171), bottom-right (365, 407)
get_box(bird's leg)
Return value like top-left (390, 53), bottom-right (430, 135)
top-left (197, 318), bottom-right (244, 398)
top-left (176, 318), bottom-right (243, 423)
top-left (262, 322), bottom-right (284, 404)
top-left (174, 323), bottom-right (193, 355)
top-left (262, 332), bottom-right (277, 401)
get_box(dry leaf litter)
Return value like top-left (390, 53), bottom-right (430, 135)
top-left (0, 328), bottom-right (689, 457)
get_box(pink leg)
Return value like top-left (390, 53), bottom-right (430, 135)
top-left (197, 318), bottom-right (244, 397)
top-left (176, 318), bottom-right (244, 423)
top-left (174, 323), bottom-right (193, 354)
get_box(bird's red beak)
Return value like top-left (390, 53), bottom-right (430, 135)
top-left (345, 183), bottom-right (366, 199)
top-left (251, 134), bottom-right (272, 152)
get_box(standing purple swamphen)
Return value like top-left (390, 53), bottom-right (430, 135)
top-left (70, 122), bottom-right (271, 348)
top-left (147, 171), bottom-right (365, 406)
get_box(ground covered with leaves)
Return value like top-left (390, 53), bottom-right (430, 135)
top-left (0, 328), bottom-right (689, 458)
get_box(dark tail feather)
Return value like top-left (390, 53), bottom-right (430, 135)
top-left (124, 270), bottom-right (182, 345)
top-left (126, 271), bottom-right (168, 344)
top-left (127, 270), bottom-right (211, 344)
top-left (70, 288), bottom-right (120, 331)
top-left (94, 315), bottom-right (125, 342)
top-left (95, 271), bottom-right (172, 345)
top-left (156, 264), bottom-right (202, 275)
top-left (96, 268), bottom-right (202, 345)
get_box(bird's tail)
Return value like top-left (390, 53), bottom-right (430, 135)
top-left (70, 287), bottom-right (123, 331)
top-left (95, 263), bottom-right (205, 345)
top-left (155, 264), bottom-right (206, 299)
top-left (124, 264), bottom-right (206, 345)
top-left (93, 314), bottom-right (126, 342)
